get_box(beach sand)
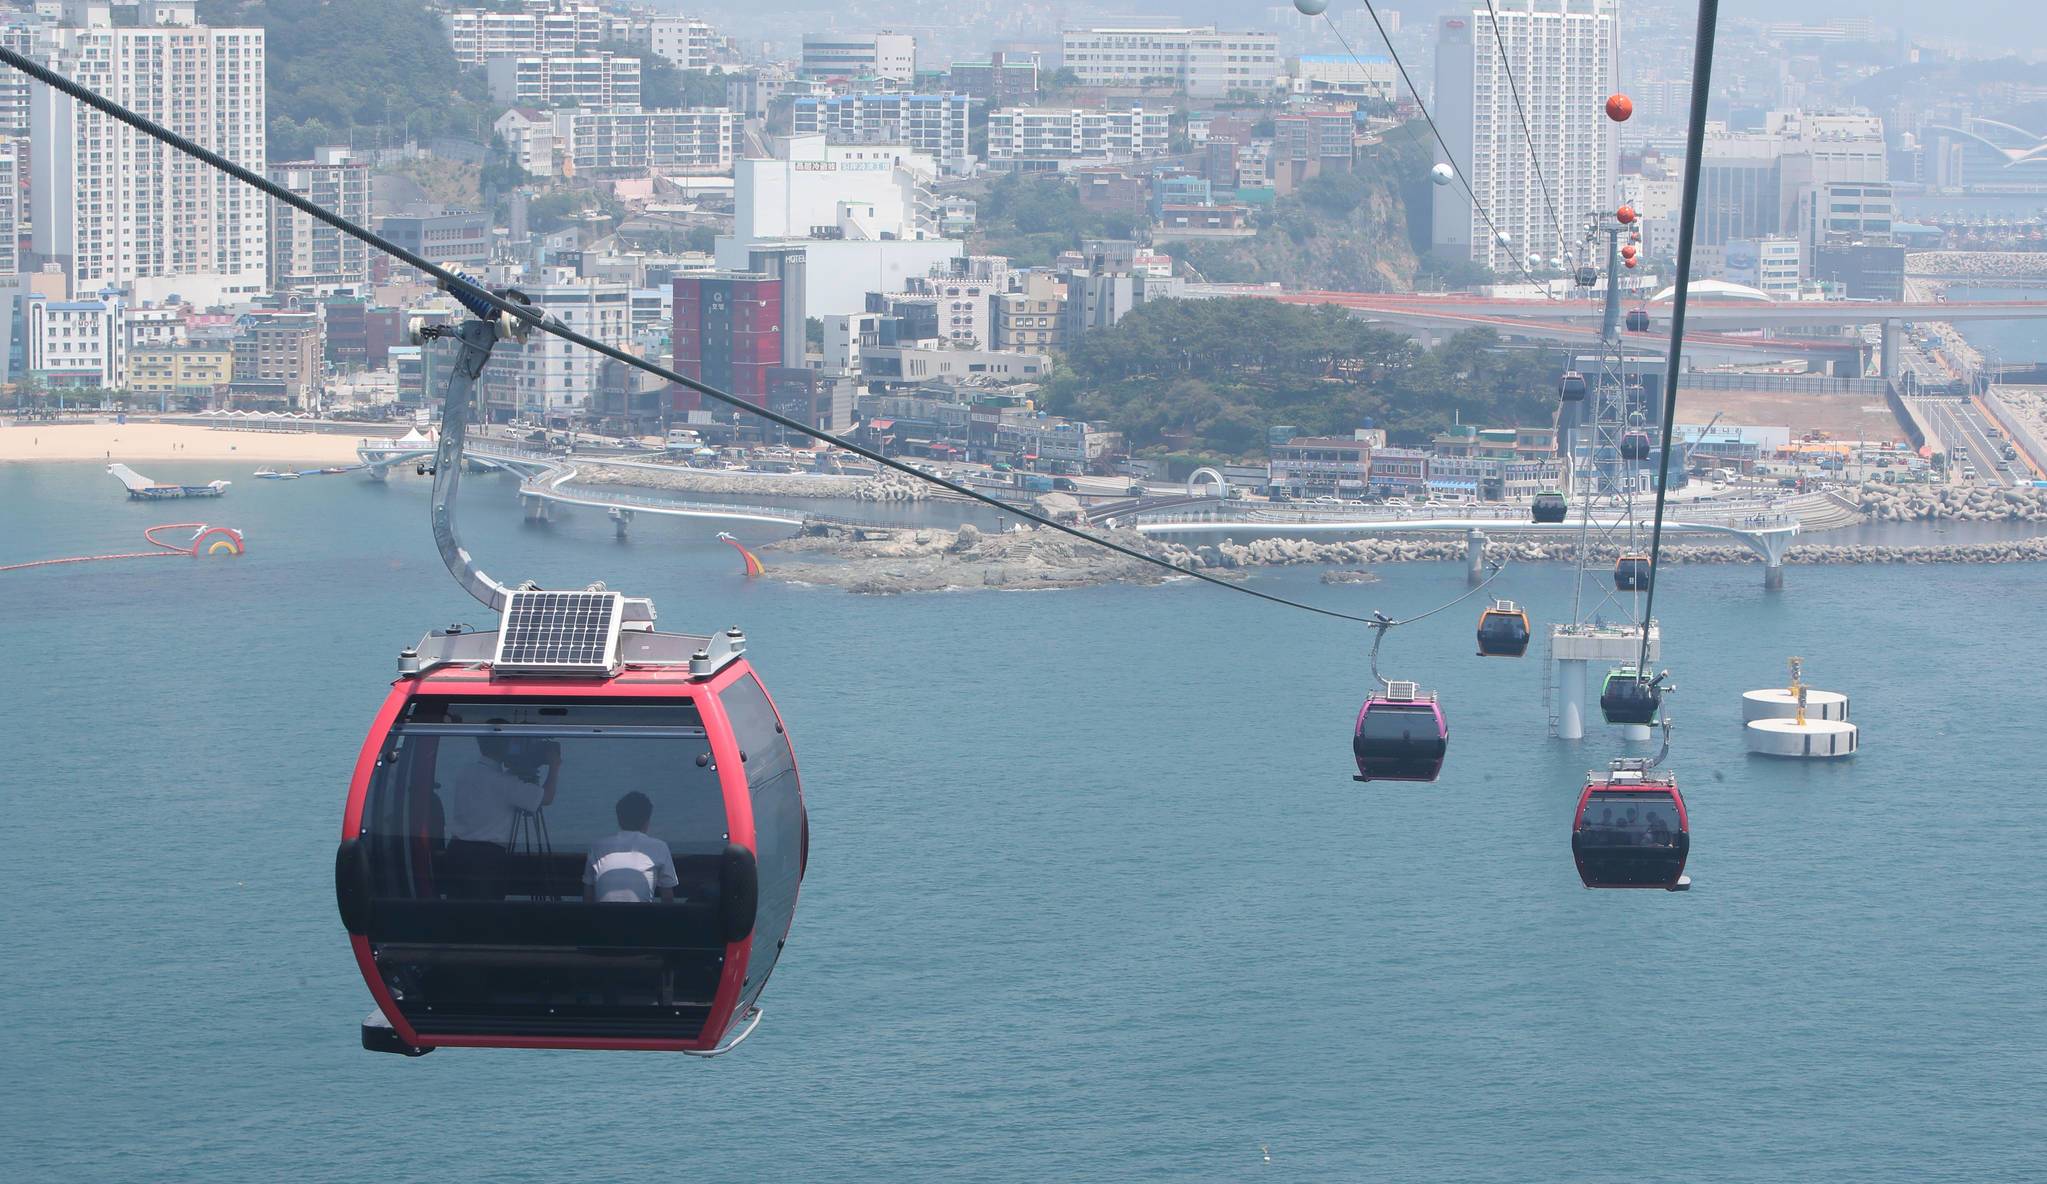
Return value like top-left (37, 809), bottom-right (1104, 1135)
top-left (0, 422), bottom-right (375, 465)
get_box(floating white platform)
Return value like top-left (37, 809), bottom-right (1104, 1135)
top-left (1746, 717), bottom-right (1858, 758)
top-left (1742, 687), bottom-right (1850, 722)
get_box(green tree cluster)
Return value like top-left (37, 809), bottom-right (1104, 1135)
top-left (201, 0), bottom-right (492, 160)
top-left (1046, 299), bottom-right (1564, 456)
top-left (526, 188), bottom-right (624, 235)
top-left (969, 173), bottom-right (1144, 267)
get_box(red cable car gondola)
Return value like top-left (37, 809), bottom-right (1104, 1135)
top-left (1571, 764), bottom-right (1689, 889)
top-left (337, 316), bottom-right (806, 1057)
top-left (338, 611), bottom-right (806, 1056)
top-left (1352, 681), bottom-right (1448, 783)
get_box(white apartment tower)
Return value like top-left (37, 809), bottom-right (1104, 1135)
top-left (445, 2), bottom-right (603, 65)
top-left (268, 147), bottom-right (371, 294)
top-left (30, 0), bottom-right (268, 304)
top-left (0, 139), bottom-right (17, 277)
top-left (487, 51), bottom-right (642, 108)
top-left (1433, 0), bottom-right (1618, 272)
top-left (0, 16), bottom-right (48, 135)
top-left (477, 277), bottom-right (632, 418)
top-left (1059, 27), bottom-right (1279, 99)
top-left (986, 106), bottom-right (1174, 163)
top-left (648, 16), bottom-right (715, 71)
top-left (792, 94), bottom-right (976, 174)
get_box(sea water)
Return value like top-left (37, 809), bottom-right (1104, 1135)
top-left (3, 462), bottom-right (2044, 1181)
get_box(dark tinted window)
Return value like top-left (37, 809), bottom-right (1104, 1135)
top-left (1359, 703), bottom-right (1441, 746)
top-left (1577, 791), bottom-right (1683, 847)
top-left (721, 675), bottom-right (802, 1012)
top-left (353, 696), bottom-right (733, 1040)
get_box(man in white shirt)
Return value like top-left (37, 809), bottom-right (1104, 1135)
top-left (584, 791), bottom-right (680, 903)
top-left (443, 732), bottom-right (562, 899)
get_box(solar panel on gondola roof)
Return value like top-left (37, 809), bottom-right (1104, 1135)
top-left (492, 589), bottom-right (624, 675)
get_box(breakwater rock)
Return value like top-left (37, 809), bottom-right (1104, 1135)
top-left (1851, 482), bottom-right (2047, 523)
top-left (577, 464), bottom-right (931, 502)
top-left (759, 521), bottom-right (2047, 595)
top-left (767, 522), bottom-right (1213, 593)
top-left (1197, 535), bottom-right (2047, 569)
top-left (1907, 251), bottom-right (2047, 280)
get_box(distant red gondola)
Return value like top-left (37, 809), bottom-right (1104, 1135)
top-left (1353, 681), bottom-right (1448, 783)
top-left (1571, 766), bottom-right (1689, 889)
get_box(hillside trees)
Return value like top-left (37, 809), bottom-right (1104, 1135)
top-left (1047, 300), bottom-right (1564, 454)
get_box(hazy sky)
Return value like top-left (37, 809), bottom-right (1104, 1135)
top-left (1091, 0), bottom-right (2047, 56)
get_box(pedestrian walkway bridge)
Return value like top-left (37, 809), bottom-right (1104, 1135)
top-left (358, 437), bottom-right (909, 536)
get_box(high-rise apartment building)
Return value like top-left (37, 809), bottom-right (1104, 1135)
top-left (792, 94), bottom-right (975, 174)
top-left (986, 106), bottom-right (1174, 165)
top-left (0, 138), bottom-right (17, 278)
top-left (0, 14), bottom-right (49, 136)
top-left (445, 2), bottom-right (603, 65)
top-left (30, 0), bottom-right (268, 305)
top-left (1692, 111), bottom-right (1886, 272)
top-left (487, 52), bottom-right (642, 109)
top-left (800, 32), bottom-right (916, 82)
top-left (1059, 27), bottom-right (1279, 99)
top-left (477, 278), bottom-right (632, 419)
top-left (672, 271), bottom-right (784, 411)
top-left (1432, 0), bottom-right (1618, 271)
top-left (946, 52), bottom-right (1039, 106)
top-left (647, 16), bottom-right (715, 71)
top-left (268, 147), bottom-right (370, 294)
top-left (560, 108), bottom-right (740, 177)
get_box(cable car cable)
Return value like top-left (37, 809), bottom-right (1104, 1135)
top-left (1633, 0), bottom-right (1722, 677)
top-left (1316, 4), bottom-right (1555, 295)
top-left (1363, 559), bottom-right (1507, 686)
top-left (1477, 0), bottom-right (1572, 260)
top-left (0, 46), bottom-right (1393, 628)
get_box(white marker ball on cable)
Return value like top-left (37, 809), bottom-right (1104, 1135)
top-left (1294, 0), bottom-right (1330, 15)
top-left (1429, 162), bottom-right (1454, 186)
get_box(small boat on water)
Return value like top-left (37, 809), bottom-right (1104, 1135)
top-left (109, 463), bottom-right (230, 500)
top-left (254, 468), bottom-right (299, 480)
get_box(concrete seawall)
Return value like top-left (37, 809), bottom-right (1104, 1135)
top-left (1188, 534), bottom-right (2047, 570)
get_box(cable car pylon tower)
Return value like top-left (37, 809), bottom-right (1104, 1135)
top-left (1549, 216), bottom-right (1660, 741)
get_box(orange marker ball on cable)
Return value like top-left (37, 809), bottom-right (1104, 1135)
top-left (1616, 205), bottom-right (1637, 225)
top-left (1606, 94), bottom-right (1634, 122)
